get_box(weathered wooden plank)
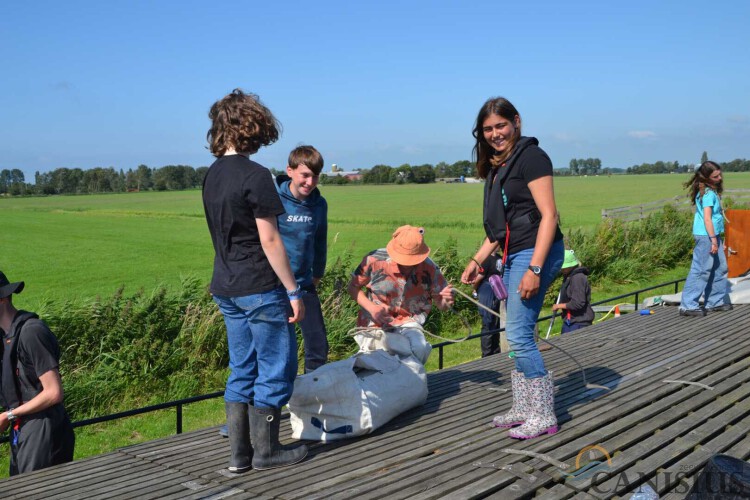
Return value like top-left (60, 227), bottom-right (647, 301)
top-left (407, 375), bottom-right (750, 500)
top-left (533, 483), bottom-right (600, 500)
top-left (320, 328), bottom-right (748, 500)
top-left (646, 415), bottom-right (750, 498)
top-left (490, 360), bottom-right (748, 500)
top-left (45, 466), bottom-right (196, 500)
top-left (571, 382), bottom-right (750, 496)
top-left (2, 454), bottom-right (160, 498)
top-left (314, 337), bottom-right (750, 500)
top-left (1, 305), bottom-right (746, 499)
top-left (0, 451), bottom-right (124, 490)
top-left (290, 372), bottom-right (748, 496)
top-left (661, 433), bottom-right (750, 500)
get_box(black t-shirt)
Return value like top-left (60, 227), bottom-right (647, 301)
top-left (1, 313), bottom-right (60, 409)
top-left (202, 155), bottom-right (286, 296)
top-left (501, 145), bottom-right (564, 254)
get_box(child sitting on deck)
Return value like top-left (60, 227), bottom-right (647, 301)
top-left (347, 225), bottom-right (455, 364)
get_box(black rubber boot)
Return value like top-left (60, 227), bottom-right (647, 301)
top-left (225, 402), bottom-right (252, 473)
top-left (249, 405), bottom-right (308, 470)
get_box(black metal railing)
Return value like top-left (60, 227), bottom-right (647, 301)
top-left (0, 278), bottom-right (686, 443)
top-left (0, 391), bottom-right (224, 445)
top-left (71, 390), bottom-right (225, 433)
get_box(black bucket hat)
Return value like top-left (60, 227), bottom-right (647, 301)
top-left (0, 271), bottom-right (25, 299)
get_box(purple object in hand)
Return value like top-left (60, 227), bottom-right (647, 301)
top-left (488, 274), bottom-right (508, 301)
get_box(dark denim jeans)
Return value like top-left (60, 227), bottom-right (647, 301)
top-left (299, 285), bottom-right (329, 373)
top-left (477, 279), bottom-right (500, 357)
top-left (503, 239), bottom-right (564, 378)
top-left (213, 287), bottom-right (298, 409)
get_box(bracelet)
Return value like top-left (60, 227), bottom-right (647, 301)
top-left (470, 258), bottom-right (485, 274)
top-left (6, 409), bottom-right (16, 422)
top-left (287, 285), bottom-right (302, 300)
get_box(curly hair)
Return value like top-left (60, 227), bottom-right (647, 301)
top-left (207, 89), bottom-right (281, 157)
top-left (472, 97), bottom-right (521, 179)
top-left (684, 160), bottom-right (723, 205)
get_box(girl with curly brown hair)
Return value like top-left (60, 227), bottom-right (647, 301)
top-left (203, 89), bottom-right (307, 472)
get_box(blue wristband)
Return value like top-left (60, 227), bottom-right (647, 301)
top-left (287, 285), bottom-right (303, 300)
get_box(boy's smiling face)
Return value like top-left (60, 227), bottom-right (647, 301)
top-left (286, 163), bottom-right (319, 200)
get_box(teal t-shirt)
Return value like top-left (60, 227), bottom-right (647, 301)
top-left (693, 188), bottom-right (724, 236)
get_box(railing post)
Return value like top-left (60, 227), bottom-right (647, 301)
top-left (439, 346), bottom-right (444, 370)
top-left (635, 292), bottom-right (639, 309)
top-left (177, 403), bottom-right (183, 434)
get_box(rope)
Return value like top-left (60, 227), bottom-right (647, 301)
top-left (346, 309), bottom-right (473, 344)
top-left (453, 286), bottom-right (610, 392)
top-left (346, 276), bottom-right (610, 392)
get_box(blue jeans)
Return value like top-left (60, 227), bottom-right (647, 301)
top-left (299, 285), bottom-right (329, 373)
top-left (213, 288), bottom-right (298, 409)
top-left (680, 236), bottom-right (730, 311)
top-left (503, 239), bottom-right (564, 378)
top-left (477, 279), bottom-right (500, 357)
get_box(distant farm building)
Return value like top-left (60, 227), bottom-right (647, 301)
top-left (326, 163), bottom-right (362, 182)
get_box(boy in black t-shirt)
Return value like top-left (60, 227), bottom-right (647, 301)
top-left (203, 89), bottom-right (307, 472)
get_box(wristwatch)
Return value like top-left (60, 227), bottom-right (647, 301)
top-left (6, 409), bottom-right (16, 422)
top-left (528, 265), bottom-right (542, 276)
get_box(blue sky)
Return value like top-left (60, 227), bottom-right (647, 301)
top-left (2, 0), bottom-right (749, 180)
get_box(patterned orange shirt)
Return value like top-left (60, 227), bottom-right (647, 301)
top-left (351, 248), bottom-right (448, 327)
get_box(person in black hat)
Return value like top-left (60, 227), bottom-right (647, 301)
top-left (0, 271), bottom-right (75, 475)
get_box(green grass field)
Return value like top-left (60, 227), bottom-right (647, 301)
top-left (5, 172), bottom-right (750, 310)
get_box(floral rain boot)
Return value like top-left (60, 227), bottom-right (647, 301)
top-left (491, 370), bottom-right (529, 428)
top-left (509, 371), bottom-right (558, 439)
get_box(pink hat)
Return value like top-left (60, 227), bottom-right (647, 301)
top-left (386, 225), bottom-right (430, 266)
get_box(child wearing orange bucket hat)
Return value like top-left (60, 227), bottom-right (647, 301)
top-left (551, 250), bottom-right (594, 333)
top-left (347, 225), bottom-right (455, 364)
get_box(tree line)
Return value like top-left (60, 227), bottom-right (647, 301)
top-left (317, 160), bottom-right (476, 185)
top-left (0, 165), bottom-right (209, 196)
top-left (625, 158), bottom-right (750, 175)
top-left (3, 155), bottom-right (750, 196)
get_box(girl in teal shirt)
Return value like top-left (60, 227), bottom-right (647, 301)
top-left (679, 161), bottom-right (732, 316)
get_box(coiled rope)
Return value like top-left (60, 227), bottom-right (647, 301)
top-left (452, 286), bottom-right (610, 392)
top-left (345, 279), bottom-right (609, 392)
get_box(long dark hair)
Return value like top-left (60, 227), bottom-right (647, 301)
top-left (684, 160), bottom-right (723, 205)
top-left (472, 97), bottom-right (521, 179)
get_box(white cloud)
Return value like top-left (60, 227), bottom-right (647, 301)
top-left (628, 130), bottom-right (656, 139)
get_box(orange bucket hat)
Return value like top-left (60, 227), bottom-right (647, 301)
top-left (386, 225), bottom-right (430, 266)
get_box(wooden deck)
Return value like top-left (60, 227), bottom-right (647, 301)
top-left (3, 305), bottom-right (750, 499)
